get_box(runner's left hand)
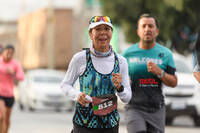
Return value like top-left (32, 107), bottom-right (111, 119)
top-left (112, 73), bottom-right (122, 90)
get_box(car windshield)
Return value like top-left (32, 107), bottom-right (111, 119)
top-left (33, 76), bottom-right (63, 83)
top-left (174, 59), bottom-right (191, 73)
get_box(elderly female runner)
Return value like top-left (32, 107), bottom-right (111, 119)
top-left (60, 16), bottom-right (132, 133)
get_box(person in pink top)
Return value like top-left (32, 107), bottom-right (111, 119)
top-left (0, 44), bottom-right (24, 133)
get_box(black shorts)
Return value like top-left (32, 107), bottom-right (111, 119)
top-left (0, 96), bottom-right (15, 108)
top-left (72, 123), bottom-right (119, 133)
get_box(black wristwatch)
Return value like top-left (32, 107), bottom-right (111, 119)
top-left (117, 85), bottom-right (124, 92)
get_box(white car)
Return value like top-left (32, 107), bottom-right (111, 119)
top-left (163, 53), bottom-right (200, 126)
top-left (17, 69), bottom-right (74, 112)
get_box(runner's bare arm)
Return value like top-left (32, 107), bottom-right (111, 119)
top-left (194, 72), bottom-right (200, 83)
top-left (147, 61), bottom-right (177, 87)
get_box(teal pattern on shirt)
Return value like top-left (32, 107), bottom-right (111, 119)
top-left (123, 43), bottom-right (176, 112)
top-left (73, 50), bottom-right (120, 128)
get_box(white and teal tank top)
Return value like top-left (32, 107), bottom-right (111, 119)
top-left (73, 50), bottom-right (120, 128)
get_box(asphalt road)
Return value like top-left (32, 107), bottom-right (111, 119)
top-left (9, 104), bottom-right (200, 133)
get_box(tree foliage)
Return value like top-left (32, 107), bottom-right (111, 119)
top-left (101, 0), bottom-right (200, 55)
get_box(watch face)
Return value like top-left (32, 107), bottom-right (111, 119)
top-left (117, 85), bottom-right (124, 92)
top-left (158, 70), bottom-right (165, 78)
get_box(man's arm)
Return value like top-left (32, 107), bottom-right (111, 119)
top-left (147, 61), bottom-right (177, 87)
top-left (193, 63), bottom-right (200, 83)
top-left (159, 72), bottom-right (177, 87)
top-left (194, 72), bottom-right (200, 83)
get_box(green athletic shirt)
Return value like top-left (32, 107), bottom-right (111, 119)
top-left (122, 43), bottom-right (176, 112)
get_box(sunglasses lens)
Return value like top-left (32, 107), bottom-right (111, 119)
top-left (103, 16), bottom-right (109, 22)
top-left (90, 16), bottom-right (111, 24)
top-left (96, 16), bottom-right (101, 22)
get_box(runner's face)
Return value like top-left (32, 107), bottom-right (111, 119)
top-left (137, 17), bottom-right (159, 44)
top-left (2, 48), bottom-right (14, 62)
top-left (89, 24), bottom-right (112, 52)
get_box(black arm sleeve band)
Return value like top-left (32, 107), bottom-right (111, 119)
top-left (166, 65), bottom-right (176, 75)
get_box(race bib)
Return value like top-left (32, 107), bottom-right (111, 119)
top-left (92, 94), bottom-right (117, 116)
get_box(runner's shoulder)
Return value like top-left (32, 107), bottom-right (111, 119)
top-left (116, 54), bottom-right (128, 65)
top-left (10, 59), bottom-right (21, 67)
top-left (122, 43), bottom-right (139, 57)
top-left (72, 50), bottom-right (86, 61)
top-left (156, 43), bottom-right (172, 54)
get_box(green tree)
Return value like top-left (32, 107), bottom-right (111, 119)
top-left (170, 0), bottom-right (200, 54)
top-left (101, 0), bottom-right (200, 55)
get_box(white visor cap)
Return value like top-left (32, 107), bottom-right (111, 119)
top-left (88, 21), bottom-right (113, 31)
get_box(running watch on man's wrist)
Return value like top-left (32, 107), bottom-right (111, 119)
top-left (157, 70), bottom-right (165, 78)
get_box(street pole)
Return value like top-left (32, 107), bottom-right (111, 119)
top-left (47, 0), bottom-right (55, 69)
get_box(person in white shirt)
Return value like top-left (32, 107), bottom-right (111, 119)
top-left (60, 16), bottom-right (131, 133)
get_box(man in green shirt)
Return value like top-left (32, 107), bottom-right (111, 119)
top-left (123, 14), bottom-right (177, 133)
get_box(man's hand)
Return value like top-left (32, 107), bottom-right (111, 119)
top-left (147, 61), bottom-right (163, 76)
top-left (194, 72), bottom-right (200, 83)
